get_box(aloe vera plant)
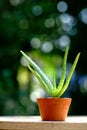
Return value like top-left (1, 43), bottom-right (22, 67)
top-left (20, 47), bottom-right (80, 97)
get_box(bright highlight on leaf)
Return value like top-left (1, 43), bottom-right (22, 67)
top-left (20, 47), bottom-right (80, 97)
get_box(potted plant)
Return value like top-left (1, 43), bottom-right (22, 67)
top-left (20, 47), bottom-right (80, 121)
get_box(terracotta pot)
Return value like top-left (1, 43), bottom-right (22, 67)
top-left (37, 97), bottom-right (72, 121)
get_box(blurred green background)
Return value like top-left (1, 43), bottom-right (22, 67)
top-left (0, 0), bottom-right (87, 116)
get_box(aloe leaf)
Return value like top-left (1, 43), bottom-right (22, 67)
top-left (51, 75), bottom-right (57, 97)
top-left (53, 75), bottom-right (56, 89)
top-left (56, 47), bottom-right (69, 93)
top-left (58, 52), bottom-right (80, 97)
top-left (28, 65), bottom-right (51, 95)
top-left (20, 51), bottom-right (53, 91)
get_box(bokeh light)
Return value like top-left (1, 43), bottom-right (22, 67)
top-left (54, 35), bottom-right (70, 50)
top-left (79, 8), bottom-right (87, 24)
top-left (32, 5), bottom-right (43, 16)
top-left (79, 76), bottom-right (87, 93)
top-left (20, 56), bottom-right (29, 66)
top-left (59, 13), bottom-right (76, 27)
top-left (57, 1), bottom-right (68, 13)
top-left (41, 41), bottom-right (53, 53)
top-left (30, 37), bottom-right (41, 49)
top-left (44, 18), bottom-right (55, 28)
top-left (30, 88), bottom-right (45, 102)
top-left (9, 0), bottom-right (24, 6)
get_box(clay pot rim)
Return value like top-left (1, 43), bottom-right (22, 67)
top-left (37, 97), bottom-right (72, 102)
top-left (37, 97), bottom-right (72, 99)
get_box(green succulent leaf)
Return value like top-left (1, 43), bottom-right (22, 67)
top-left (20, 51), bottom-right (53, 92)
top-left (56, 47), bottom-right (69, 94)
top-left (20, 48), bottom-right (80, 98)
top-left (28, 65), bottom-right (51, 95)
top-left (51, 75), bottom-right (57, 97)
top-left (58, 52), bottom-right (80, 97)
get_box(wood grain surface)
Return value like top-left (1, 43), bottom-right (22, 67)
top-left (0, 116), bottom-right (87, 130)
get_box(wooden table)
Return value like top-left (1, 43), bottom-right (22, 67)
top-left (0, 116), bottom-right (87, 130)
